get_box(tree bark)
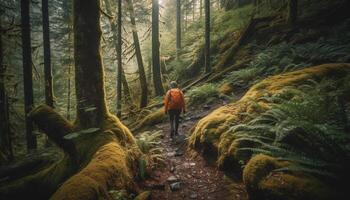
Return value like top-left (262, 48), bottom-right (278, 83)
top-left (126, 0), bottom-right (148, 108)
top-left (74, 0), bottom-right (108, 128)
top-left (0, 18), bottom-right (13, 162)
top-left (152, 0), bottom-right (165, 96)
top-left (199, 0), bottom-right (202, 19)
top-left (21, 0), bottom-right (37, 150)
top-left (204, 0), bottom-right (211, 73)
top-left (42, 0), bottom-right (54, 108)
top-left (116, 0), bottom-right (122, 117)
top-left (287, 0), bottom-right (298, 26)
top-left (176, 0), bottom-right (181, 55)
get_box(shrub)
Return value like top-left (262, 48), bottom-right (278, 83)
top-left (136, 130), bottom-right (165, 179)
top-left (187, 83), bottom-right (220, 106)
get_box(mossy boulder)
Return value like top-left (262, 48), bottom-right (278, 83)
top-left (243, 154), bottom-right (337, 200)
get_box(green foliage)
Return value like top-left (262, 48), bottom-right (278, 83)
top-left (223, 37), bottom-right (350, 90)
top-left (108, 189), bottom-right (131, 200)
top-left (136, 130), bottom-right (165, 173)
top-left (224, 67), bottom-right (263, 88)
top-left (228, 77), bottom-right (350, 180)
top-left (187, 83), bottom-right (220, 106)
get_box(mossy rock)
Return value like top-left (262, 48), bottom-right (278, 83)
top-left (134, 191), bottom-right (151, 200)
top-left (219, 83), bottom-right (234, 95)
top-left (243, 154), bottom-right (337, 200)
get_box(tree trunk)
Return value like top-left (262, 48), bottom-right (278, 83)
top-left (204, 0), bottom-right (211, 73)
top-left (42, 0), bottom-right (54, 108)
top-left (152, 0), bottom-right (165, 96)
top-left (192, 0), bottom-right (195, 21)
top-left (126, 0), bottom-right (148, 108)
top-left (185, 0), bottom-right (188, 31)
top-left (287, 0), bottom-right (298, 26)
top-left (0, 0), bottom-right (140, 199)
top-left (21, 0), bottom-right (37, 150)
top-left (104, 0), bottom-right (128, 116)
top-left (0, 18), bottom-right (13, 162)
top-left (200, 0), bottom-right (202, 19)
top-left (116, 0), bottom-right (122, 117)
top-left (176, 0), bottom-right (181, 55)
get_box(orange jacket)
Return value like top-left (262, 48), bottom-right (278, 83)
top-left (164, 88), bottom-right (185, 112)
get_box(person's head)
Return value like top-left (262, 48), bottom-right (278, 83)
top-left (169, 81), bottom-right (178, 89)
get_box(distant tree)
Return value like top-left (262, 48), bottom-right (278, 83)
top-left (199, 0), bottom-right (202, 18)
top-left (152, 0), bottom-right (164, 96)
top-left (126, 0), bottom-right (148, 108)
top-left (0, 17), bottom-right (13, 161)
top-left (287, 0), bottom-right (298, 26)
top-left (42, 0), bottom-right (54, 108)
top-left (116, 0), bottom-right (122, 117)
top-left (204, 0), bottom-right (211, 73)
top-left (21, 0), bottom-right (37, 150)
top-left (176, 0), bottom-right (181, 55)
top-left (104, 0), bottom-right (126, 117)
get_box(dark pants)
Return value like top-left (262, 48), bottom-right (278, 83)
top-left (168, 109), bottom-right (181, 137)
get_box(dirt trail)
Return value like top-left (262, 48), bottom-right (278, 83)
top-left (139, 103), bottom-right (248, 200)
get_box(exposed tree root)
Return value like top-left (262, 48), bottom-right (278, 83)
top-left (0, 105), bottom-right (140, 200)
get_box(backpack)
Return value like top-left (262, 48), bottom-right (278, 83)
top-left (168, 88), bottom-right (183, 109)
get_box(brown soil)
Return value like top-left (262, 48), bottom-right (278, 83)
top-left (138, 101), bottom-right (248, 200)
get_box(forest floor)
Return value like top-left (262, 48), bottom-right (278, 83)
top-left (138, 100), bottom-right (248, 200)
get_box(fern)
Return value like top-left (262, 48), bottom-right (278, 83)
top-left (227, 77), bottom-right (350, 181)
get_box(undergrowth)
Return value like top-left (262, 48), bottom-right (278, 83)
top-left (227, 76), bottom-right (350, 183)
top-left (223, 37), bottom-right (350, 89)
top-left (136, 130), bottom-right (165, 179)
top-left (186, 83), bottom-right (220, 106)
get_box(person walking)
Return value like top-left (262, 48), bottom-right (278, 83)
top-left (164, 81), bottom-right (186, 138)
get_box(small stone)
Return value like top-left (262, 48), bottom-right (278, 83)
top-left (186, 174), bottom-right (192, 178)
top-left (189, 162), bottom-right (196, 166)
top-left (170, 166), bottom-right (175, 172)
top-left (166, 152), bottom-right (176, 157)
top-left (167, 175), bottom-right (178, 182)
top-left (175, 151), bottom-right (184, 156)
top-left (148, 183), bottom-right (165, 190)
top-left (170, 182), bottom-right (181, 191)
top-left (190, 193), bottom-right (198, 199)
top-left (134, 191), bottom-right (151, 200)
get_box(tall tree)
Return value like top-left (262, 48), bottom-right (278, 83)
top-left (287, 0), bottom-right (298, 26)
top-left (116, 0), bottom-right (122, 117)
top-left (0, 17), bottom-right (13, 161)
top-left (152, 0), bottom-right (164, 96)
top-left (42, 0), bottom-right (54, 107)
top-left (104, 0), bottom-right (128, 116)
top-left (176, 0), bottom-right (181, 54)
top-left (204, 0), bottom-right (211, 73)
top-left (126, 0), bottom-right (148, 107)
top-left (199, 0), bottom-right (202, 19)
top-left (21, 0), bottom-right (37, 150)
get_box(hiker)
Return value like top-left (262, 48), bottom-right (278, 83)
top-left (164, 81), bottom-right (186, 138)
